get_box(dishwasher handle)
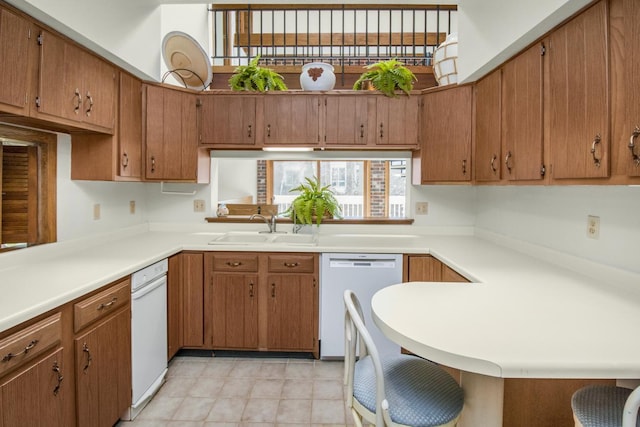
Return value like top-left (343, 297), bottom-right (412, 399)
top-left (328, 259), bottom-right (398, 268)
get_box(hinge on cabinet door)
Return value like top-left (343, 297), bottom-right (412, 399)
top-left (540, 164), bottom-right (546, 177)
top-left (37, 32), bottom-right (43, 46)
top-left (540, 44), bottom-right (546, 56)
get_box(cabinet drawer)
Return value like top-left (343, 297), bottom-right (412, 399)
top-left (0, 313), bottom-right (62, 377)
top-left (267, 254), bottom-right (316, 273)
top-left (74, 279), bottom-right (131, 332)
top-left (212, 253), bottom-right (259, 272)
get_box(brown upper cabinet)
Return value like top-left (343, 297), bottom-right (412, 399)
top-left (324, 95), bottom-right (375, 147)
top-left (375, 95), bottom-right (421, 148)
top-left (199, 94), bottom-right (257, 148)
top-left (474, 68), bottom-right (502, 182)
top-left (34, 29), bottom-right (117, 134)
top-left (0, 6), bottom-right (32, 116)
top-left (413, 85), bottom-right (473, 183)
top-left (261, 94), bottom-right (322, 147)
top-left (501, 42), bottom-right (545, 182)
top-left (610, 0), bottom-right (640, 180)
top-left (144, 84), bottom-right (210, 182)
top-left (547, 0), bottom-right (609, 180)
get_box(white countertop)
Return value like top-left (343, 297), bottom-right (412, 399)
top-left (2, 223), bottom-right (639, 382)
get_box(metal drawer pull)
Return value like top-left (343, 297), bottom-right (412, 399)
top-left (360, 124), bottom-right (364, 138)
top-left (122, 153), bottom-right (129, 167)
top-left (267, 124), bottom-right (271, 138)
top-left (462, 159), bottom-right (467, 175)
top-left (2, 339), bottom-right (39, 362)
top-left (283, 262), bottom-right (299, 268)
top-left (490, 154), bottom-right (497, 173)
top-left (379, 123), bottom-right (384, 138)
top-left (226, 261), bottom-right (242, 267)
top-left (629, 126), bottom-right (640, 166)
top-left (271, 283), bottom-right (276, 298)
top-left (249, 283), bottom-right (254, 298)
top-left (150, 156), bottom-right (156, 173)
top-left (82, 343), bottom-right (92, 373)
top-left (52, 361), bottom-right (64, 396)
top-left (74, 89), bottom-right (82, 113)
top-left (86, 91), bottom-right (94, 116)
top-left (247, 124), bottom-right (252, 138)
top-left (591, 134), bottom-right (602, 167)
top-left (98, 297), bottom-right (117, 310)
top-left (505, 151), bottom-right (513, 173)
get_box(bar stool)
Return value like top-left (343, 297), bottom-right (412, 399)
top-left (343, 289), bottom-right (464, 427)
top-left (571, 384), bottom-right (640, 427)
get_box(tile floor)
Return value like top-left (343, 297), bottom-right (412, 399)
top-left (117, 354), bottom-right (356, 427)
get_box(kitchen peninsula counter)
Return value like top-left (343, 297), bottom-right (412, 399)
top-left (1, 223), bottom-right (639, 382)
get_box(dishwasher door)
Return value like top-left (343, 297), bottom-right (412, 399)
top-left (320, 253), bottom-right (403, 359)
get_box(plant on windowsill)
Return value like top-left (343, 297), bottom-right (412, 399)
top-left (352, 58), bottom-right (417, 97)
top-left (284, 176), bottom-right (342, 226)
top-left (228, 55), bottom-right (288, 92)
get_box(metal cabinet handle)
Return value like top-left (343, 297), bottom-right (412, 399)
top-left (360, 124), bottom-right (364, 138)
top-left (247, 124), bottom-right (252, 138)
top-left (122, 153), bottom-right (129, 167)
top-left (226, 261), bottom-right (242, 267)
top-left (249, 282), bottom-right (254, 298)
top-left (82, 343), bottom-right (92, 374)
top-left (283, 262), bottom-right (299, 268)
top-left (271, 283), bottom-right (276, 298)
top-left (85, 91), bottom-right (93, 116)
top-left (150, 156), bottom-right (156, 173)
top-left (2, 339), bottom-right (39, 362)
top-left (97, 297), bottom-right (117, 311)
top-left (379, 123), bottom-right (384, 138)
top-left (52, 361), bottom-right (64, 396)
top-left (490, 154), bottom-right (497, 173)
top-left (267, 124), bottom-right (271, 138)
top-left (629, 126), bottom-right (640, 166)
top-left (505, 151), bottom-right (513, 173)
top-left (462, 159), bottom-right (467, 175)
top-left (74, 89), bottom-right (82, 113)
top-left (591, 134), bottom-right (602, 167)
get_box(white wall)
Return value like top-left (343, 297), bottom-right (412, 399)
top-left (457, 0), bottom-right (592, 82)
top-left (475, 186), bottom-right (640, 274)
top-left (56, 136), bottom-right (148, 241)
top-left (409, 185), bottom-right (476, 228)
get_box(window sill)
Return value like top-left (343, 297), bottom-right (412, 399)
top-left (204, 217), bottom-right (414, 225)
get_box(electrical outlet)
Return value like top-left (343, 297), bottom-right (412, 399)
top-left (587, 215), bottom-right (600, 239)
top-left (193, 199), bottom-right (205, 213)
top-left (129, 200), bottom-right (136, 215)
top-left (93, 203), bottom-right (101, 220)
top-left (416, 202), bottom-right (429, 215)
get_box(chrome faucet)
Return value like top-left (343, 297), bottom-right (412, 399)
top-left (250, 213), bottom-right (277, 233)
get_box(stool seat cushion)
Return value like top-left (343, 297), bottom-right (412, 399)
top-left (572, 385), bottom-right (640, 427)
top-left (354, 353), bottom-right (464, 427)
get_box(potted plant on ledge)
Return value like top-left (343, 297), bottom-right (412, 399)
top-left (228, 55), bottom-right (288, 92)
top-left (285, 176), bottom-right (342, 226)
top-left (352, 58), bottom-right (417, 97)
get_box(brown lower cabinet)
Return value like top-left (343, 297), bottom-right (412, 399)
top-left (203, 252), bottom-right (319, 358)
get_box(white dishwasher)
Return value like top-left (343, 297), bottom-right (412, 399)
top-left (124, 259), bottom-right (168, 421)
top-left (320, 253), bottom-right (402, 359)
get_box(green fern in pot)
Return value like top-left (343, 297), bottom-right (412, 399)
top-left (353, 58), bottom-right (417, 97)
top-left (229, 55), bottom-right (288, 92)
top-left (285, 176), bottom-right (342, 226)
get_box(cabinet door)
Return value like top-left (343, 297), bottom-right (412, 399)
top-left (502, 43), bottom-right (545, 181)
top-left (118, 72), bottom-right (143, 179)
top-left (209, 273), bottom-right (259, 349)
top-left (324, 96), bottom-right (374, 146)
top-left (1, 348), bottom-right (70, 427)
top-left (405, 255), bottom-right (442, 282)
top-left (81, 49), bottom-right (116, 131)
top-left (0, 7), bottom-right (32, 115)
top-left (475, 69), bottom-right (502, 182)
top-left (263, 95), bottom-right (321, 146)
top-left (200, 95), bottom-right (256, 147)
top-left (375, 96), bottom-right (420, 147)
top-left (35, 30), bottom-right (77, 122)
top-left (611, 0), bottom-right (640, 177)
top-left (75, 308), bottom-right (131, 427)
top-left (548, 0), bottom-right (609, 179)
top-left (417, 86), bottom-right (472, 182)
top-left (266, 274), bottom-right (317, 351)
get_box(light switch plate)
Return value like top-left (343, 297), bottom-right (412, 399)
top-left (194, 199), bottom-right (205, 212)
top-left (416, 202), bottom-right (429, 215)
